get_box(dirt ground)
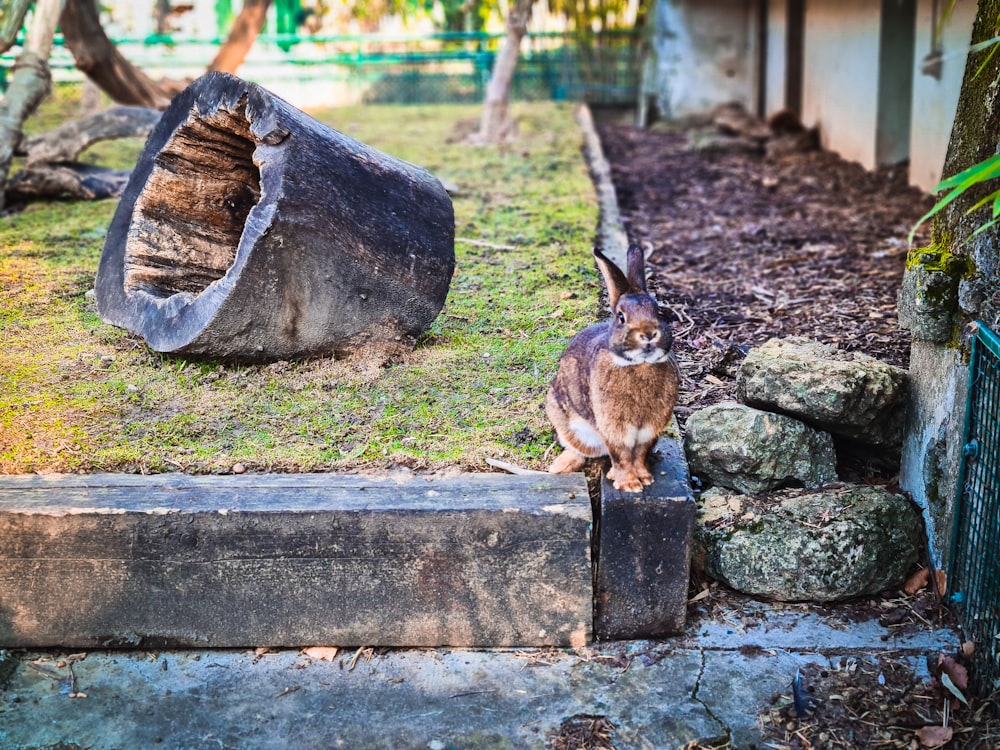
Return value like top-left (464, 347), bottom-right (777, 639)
top-left (593, 113), bottom-right (1000, 749)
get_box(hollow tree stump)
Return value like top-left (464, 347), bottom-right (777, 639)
top-left (95, 72), bottom-right (455, 363)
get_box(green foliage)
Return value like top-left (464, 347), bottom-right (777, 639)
top-left (0, 102), bottom-right (601, 475)
top-left (909, 153), bottom-right (1000, 245)
top-left (347, 0), bottom-right (642, 36)
top-left (438, 0), bottom-right (489, 33)
top-left (349, 0), bottom-right (426, 29)
top-left (547, 0), bottom-right (647, 33)
top-left (910, 4), bottom-right (1000, 246)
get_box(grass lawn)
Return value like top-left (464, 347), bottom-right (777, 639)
top-left (0, 99), bottom-right (602, 475)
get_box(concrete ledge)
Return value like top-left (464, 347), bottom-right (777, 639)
top-left (0, 472), bottom-right (592, 649)
top-left (594, 434), bottom-right (695, 639)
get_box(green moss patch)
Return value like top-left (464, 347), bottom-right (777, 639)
top-left (1, 102), bottom-right (601, 475)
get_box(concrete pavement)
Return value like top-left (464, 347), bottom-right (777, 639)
top-left (0, 599), bottom-right (959, 749)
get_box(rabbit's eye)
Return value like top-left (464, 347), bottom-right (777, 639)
top-left (617, 311), bottom-right (626, 324)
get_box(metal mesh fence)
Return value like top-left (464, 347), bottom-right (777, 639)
top-left (1, 31), bottom-right (641, 108)
top-left (951, 322), bottom-right (1000, 696)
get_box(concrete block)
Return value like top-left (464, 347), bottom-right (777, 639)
top-left (0, 472), bottom-right (592, 649)
top-left (595, 435), bottom-right (694, 639)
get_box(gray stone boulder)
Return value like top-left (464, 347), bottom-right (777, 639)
top-left (736, 337), bottom-right (908, 448)
top-left (684, 402), bottom-right (838, 495)
top-left (688, 128), bottom-right (763, 155)
top-left (695, 485), bottom-right (922, 602)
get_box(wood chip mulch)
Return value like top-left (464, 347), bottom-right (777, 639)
top-left (595, 117), bottom-right (935, 426)
top-left (761, 656), bottom-right (1000, 750)
top-left (546, 713), bottom-right (617, 750)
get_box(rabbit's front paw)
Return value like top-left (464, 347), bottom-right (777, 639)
top-left (612, 472), bottom-right (645, 493)
top-left (635, 464), bottom-right (654, 486)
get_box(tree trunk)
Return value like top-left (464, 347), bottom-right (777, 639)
top-left (96, 73), bottom-right (455, 364)
top-left (897, 0), bottom-right (1000, 568)
top-left (900, 0), bottom-right (1000, 344)
top-left (207, 0), bottom-right (274, 74)
top-left (0, 0), bottom-right (64, 212)
top-left (936, 0), bottom-right (1000, 323)
top-left (0, 0), bottom-right (32, 55)
top-left (59, 0), bottom-right (175, 109)
top-left (154, 0), bottom-right (172, 35)
top-left (474, 0), bottom-right (534, 144)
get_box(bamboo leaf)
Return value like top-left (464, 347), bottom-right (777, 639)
top-left (935, 153), bottom-right (1000, 191)
top-left (964, 188), bottom-right (1000, 215)
top-left (909, 183), bottom-right (975, 244)
top-left (909, 155), bottom-right (1000, 244)
top-left (973, 42), bottom-right (999, 80)
top-left (969, 33), bottom-right (1000, 55)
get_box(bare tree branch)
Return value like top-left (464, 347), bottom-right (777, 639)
top-left (22, 105), bottom-right (161, 165)
top-left (59, 0), bottom-right (176, 109)
top-left (208, 0), bottom-right (274, 74)
top-left (7, 162), bottom-right (131, 202)
top-left (0, 0), bottom-right (32, 55)
top-left (0, 0), bottom-right (64, 211)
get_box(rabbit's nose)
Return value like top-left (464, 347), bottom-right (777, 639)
top-left (640, 331), bottom-right (660, 343)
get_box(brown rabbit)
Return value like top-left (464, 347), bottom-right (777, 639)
top-left (545, 244), bottom-right (679, 492)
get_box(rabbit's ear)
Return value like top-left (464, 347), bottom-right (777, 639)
top-left (594, 247), bottom-right (630, 309)
top-left (625, 244), bottom-right (647, 292)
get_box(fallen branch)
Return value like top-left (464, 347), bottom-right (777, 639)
top-left (7, 162), bottom-right (131, 201)
top-left (6, 105), bottom-right (160, 203)
top-left (0, 0), bottom-right (64, 211)
top-left (486, 457), bottom-right (547, 475)
top-left (21, 105), bottom-right (160, 165)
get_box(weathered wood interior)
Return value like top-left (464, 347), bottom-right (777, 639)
top-left (123, 97), bottom-right (260, 298)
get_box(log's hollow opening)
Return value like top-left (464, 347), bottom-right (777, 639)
top-left (124, 99), bottom-right (261, 298)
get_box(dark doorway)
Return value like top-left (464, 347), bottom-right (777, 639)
top-left (876, 0), bottom-right (916, 165)
top-left (785, 0), bottom-right (804, 116)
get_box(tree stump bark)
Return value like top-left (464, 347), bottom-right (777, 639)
top-left (95, 71), bottom-right (455, 363)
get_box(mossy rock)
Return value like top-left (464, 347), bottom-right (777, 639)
top-left (684, 402), bottom-right (837, 495)
top-left (695, 485), bottom-right (922, 602)
top-left (736, 337), bottom-right (908, 449)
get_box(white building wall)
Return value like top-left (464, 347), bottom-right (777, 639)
top-left (801, 0), bottom-right (883, 169)
top-left (908, 0), bottom-right (977, 192)
top-left (650, 0), bottom-right (758, 118)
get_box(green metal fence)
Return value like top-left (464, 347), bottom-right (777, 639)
top-left (0, 31), bottom-right (641, 106)
top-left (950, 321), bottom-right (1000, 696)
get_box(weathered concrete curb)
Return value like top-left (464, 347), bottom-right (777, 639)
top-left (576, 103), bottom-right (629, 269)
top-left (596, 435), bottom-right (694, 639)
top-left (0, 612), bottom-right (960, 750)
top-left (0, 473), bottom-right (592, 649)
